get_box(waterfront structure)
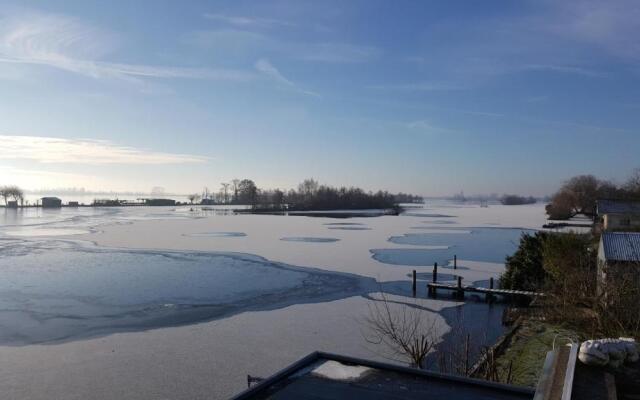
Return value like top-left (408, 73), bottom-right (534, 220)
top-left (7, 200), bottom-right (18, 208)
top-left (41, 197), bottom-right (62, 208)
top-left (596, 199), bottom-right (640, 231)
top-left (597, 232), bottom-right (640, 297)
top-left (144, 198), bottom-right (176, 206)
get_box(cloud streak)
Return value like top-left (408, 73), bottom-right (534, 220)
top-left (204, 13), bottom-right (295, 29)
top-left (0, 136), bottom-right (209, 165)
top-left (0, 12), bottom-right (253, 82)
top-left (255, 58), bottom-right (319, 97)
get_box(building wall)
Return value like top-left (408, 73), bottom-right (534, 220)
top-left (603, 213), bottom-right (640, 230)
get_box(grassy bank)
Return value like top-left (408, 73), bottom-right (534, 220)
top-left (495, 319), bottom-right (579, 387)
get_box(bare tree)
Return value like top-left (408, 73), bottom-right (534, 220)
top-left (187, 193), bottom-right (201, 204)
top-left (231, 179), bottom-right (240, 203)
top-left (0, 185), bottom-right (23, 205)
top-left (220, 183), bottom-right (230, 204)
top-left (364, 292), bottom-right (440, 369)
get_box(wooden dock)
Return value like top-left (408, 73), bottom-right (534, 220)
top-left (411, 259), bottom-right (545, 302)
top-left (427, 282), bottom-right (545, 300)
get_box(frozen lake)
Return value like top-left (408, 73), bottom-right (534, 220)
top-left (0, 200), bottom-right (548, 399)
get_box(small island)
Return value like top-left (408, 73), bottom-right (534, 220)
top-left (213, 178), bottom-right (423, 216)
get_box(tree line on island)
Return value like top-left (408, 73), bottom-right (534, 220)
top-left (195, 178), bottom-right (423, 212)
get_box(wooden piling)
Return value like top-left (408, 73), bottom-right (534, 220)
top-left (487, 277), bottom-right (494, 303)
top-left (457, 276), bottom-right (463, 299)
top-left (453, 255), bottom-right (457, 270)
top-left (428, 262), bottom-right (438, 298)
top-left (412, 270), bottom-right (417, 297)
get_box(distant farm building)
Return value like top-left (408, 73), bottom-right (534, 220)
top-left (597, 232), bottom-right (640, 298)
top-left (596, 199), bottom-right (640, 231)
top-left (68, 201), bottom-right (79, 207)
top-left (41, 197), bottom-right (62, 208)
top-left (7, 201), bottom-right (18, 208)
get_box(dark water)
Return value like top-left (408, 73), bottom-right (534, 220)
top-left (183, 232), bottom-right (247, 237)
top-left (0, 239), bottom-right (371, 345)
top-left (371, 227), bottom-right (533, 266)
top-left (280, 237), bottom-right (341, 243)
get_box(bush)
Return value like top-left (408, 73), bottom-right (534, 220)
top-left (501, 232), bottom-right (548, 291)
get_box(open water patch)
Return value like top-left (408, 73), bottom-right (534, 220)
top-left (371, 227), bottom-right (534, 266)
top-left (280, 237), bottom-right (341, 243)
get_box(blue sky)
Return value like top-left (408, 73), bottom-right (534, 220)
top-left (0, 0), bottom-right (639, 196)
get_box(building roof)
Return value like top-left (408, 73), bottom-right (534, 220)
top-left (597, 199), bottom-right (640, 215)
top-left (601, 232), bottom-right (640, 262)
top-left (230, 352), bottom-right (534, 400)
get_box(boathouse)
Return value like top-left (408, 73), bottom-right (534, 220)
top-left (41, 197), bottom-right (62, 208)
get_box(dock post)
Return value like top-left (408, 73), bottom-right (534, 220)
top-left (432, 262), bottom-right (437, 283)
top-left (453, 255), bottom-right (457, 270)
top-left (457, 276), bottom-right (463, 299)
top-left (412, 270), bottom-right (417, 297)
top-left (487, 277), bottom-right (494, 303)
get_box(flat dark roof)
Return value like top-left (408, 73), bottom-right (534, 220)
top-left (230, 352), bottom-right (534, 400)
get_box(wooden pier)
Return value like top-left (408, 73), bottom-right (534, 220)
top-left (427, 281), bottom-right (545, 301)
top-left (411, 258), bottom-right (545, 302)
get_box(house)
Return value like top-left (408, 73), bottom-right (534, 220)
top-left (7, 200), bottom-right (18, 208)
top-left (596, 199), bottom-right (640, 231)
top-left (41, 197), bottom-right (62, 208)
top-left (230, 351), bottom-right (534, 400)
top-left (597, 232), bottom-right (640, 297)
top-left (68, 201), bottom-right (79, 207)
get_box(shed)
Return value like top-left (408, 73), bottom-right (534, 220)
top-left (7, 200), bottom-right (18, 208)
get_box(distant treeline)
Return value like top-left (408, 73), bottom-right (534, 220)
top-left (500, 194), bottom-right (537, 205)
top-left (198, 178), bottom-right (422, 211)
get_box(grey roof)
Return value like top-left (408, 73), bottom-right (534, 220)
top-left (231, 352), bottom-right (534, 400)
top-left (601, 232), bottom-right (640, 262)
top-left (597, 199), bottom-right (640, 215)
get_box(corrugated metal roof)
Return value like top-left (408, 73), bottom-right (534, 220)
top-left (601, 232), bottom-right (640, 262)
top-left (597, 199), bottom-right (640, 215)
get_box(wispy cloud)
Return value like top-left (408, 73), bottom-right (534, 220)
top-left (254, 58), bottom-right (319, 97)
top-left (0, 136), bottom-right (209, 165)
top-left (204, 13), bottom-right (295, 29)
top-left (255, 58), bottom-right (294, 86)
top-left (523, 64), bottom-right (605, 77)
top-left (188, 28), bottom-right (380, 64)
top-left (0, 12), bottom-right (253, 82)
top-left (298, 43), bottom-right (380, 63)
top-left (368, 81), bottom-right (462, 91)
